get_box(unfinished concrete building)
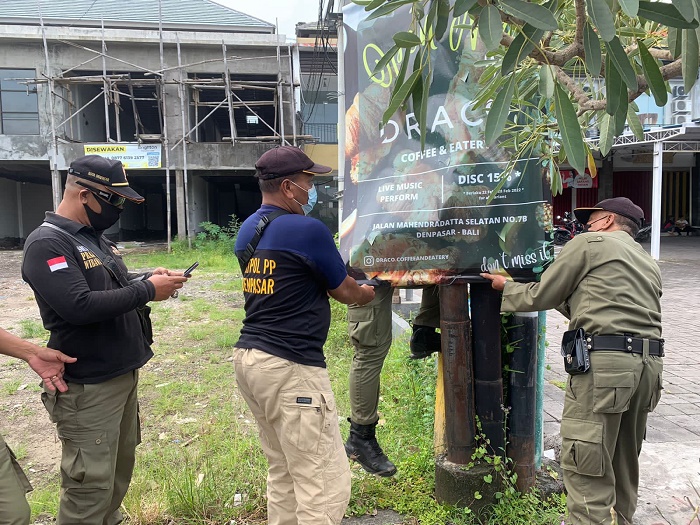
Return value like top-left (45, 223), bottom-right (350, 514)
top-left (0, 0), bottom-right (305, 246)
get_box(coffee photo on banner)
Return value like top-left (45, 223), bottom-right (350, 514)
top-left (340, 4), bottom-right (553, 286)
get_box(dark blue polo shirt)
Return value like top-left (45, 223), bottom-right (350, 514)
top-left (234, 205), bottom-right (347, 367)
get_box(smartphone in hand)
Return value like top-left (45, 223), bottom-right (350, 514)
top-left (183, 262), bottom-right (199, 277)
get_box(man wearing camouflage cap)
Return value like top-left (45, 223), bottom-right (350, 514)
top-left (482, 197), bottom-right (664, 525)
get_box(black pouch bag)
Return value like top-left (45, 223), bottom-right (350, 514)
top-left (136, 305), bottom-right (153, 345)
top-left (561, 328), bottom-right (590, 375)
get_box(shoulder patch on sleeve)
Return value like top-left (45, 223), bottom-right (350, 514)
top-left (47, 256), bottom-right (69, 272)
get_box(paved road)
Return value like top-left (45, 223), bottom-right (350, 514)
top-left (543, 236), bottom-right (700, 525)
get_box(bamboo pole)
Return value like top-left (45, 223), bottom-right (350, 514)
top-left (158, 0), bottom-right (172, 252)
top-left (177, 34), bottom-right (193, 248)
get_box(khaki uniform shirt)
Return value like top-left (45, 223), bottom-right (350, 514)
top-left (501, 231), bottom-right (662, 338)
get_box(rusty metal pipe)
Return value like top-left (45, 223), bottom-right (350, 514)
top-left (439, 282), bottom-right (475, 464)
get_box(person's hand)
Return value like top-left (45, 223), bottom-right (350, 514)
top-left (152, 267), bottom-right (184, 276)
top-left (357, 284), bottom-right (375, 306)
top-left (148, 274), bottom-right (189, 301)
top-left (27, 347), bottom-right (77, 393)
top-left (480, 272), bottom-right (509, 291)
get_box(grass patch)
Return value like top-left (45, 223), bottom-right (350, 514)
top-left (18, 319), bottom-right (49, 340)
top-left (549, 379), bottom-right (566, 391)
top-left (28, 247), bottom-right (565, 524)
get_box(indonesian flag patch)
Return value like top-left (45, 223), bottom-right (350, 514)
top-left (47, 256), bottom-right (68, 272)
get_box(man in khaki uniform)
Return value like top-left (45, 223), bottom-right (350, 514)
top-left (0, 328), bottom-right (76, 525)
top-left (345, 284), bottom-right (440, 476)
top-left (481, 197), bottom-right (663, 525)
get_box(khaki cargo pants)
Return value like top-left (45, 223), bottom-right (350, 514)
top-left (560, 350), bottom-right (663, 525)
top-left (42, 370), bottom-right (140, 525)
top-left (0, 433), bottom-right (31, 525)
top-left (233, 348), bottom-right (351, 525)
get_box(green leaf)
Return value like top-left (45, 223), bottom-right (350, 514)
top-left (682, 28), bottom-right (700, 94)
top-left (366, 0), bottom-right (419, 21)
top-left (364, 0), bottom-right (386, 11)
top-left (586, 0), bottom-right (616, 42)
top-left (485, 74), bottom-right (516, 145)
top-left (554, 84), bottom-right (586, 174)
top-left (598, 113), bottom-right (614, 156)
top-left (435, 0), bottom-right (451, 40)
top-left (393, 31), bottom-right (422, 48)
top-left (454, 0), bottom-right (478, 17)
top-left (606, 37), bottom-right (638, 91)
top-left (479, 4), bottom-right (504, 51)
top-left (371, 45), bottom-right (400, 77)
top-left (583, 22), bottom-right (602, 75)
top-left (638, 39), bottom-right (668, 107)
top-left (502, 24), bottom-right (544, 75)
top-left (498, 0), bottom-right (558, 31)
top-left (382, 70), bottom-right (422, 126)
top-left (539, 65), bottom-right (555, 99)
top-left (393, 46), bottom-right (411, 95)
top-left (671, 0), bottom-right (695, 22)
top-left (626, 105), bottom-right (644, 140)
top-left (618, 0), bottom-right (639, 17)
top-left (637, 1), bottom-right (699, 29)
top-left (613, 103), bottom-right (627, 136)
top-left (605, 54), bottom-right (624, 116)
top-left (668, 28), bottom-right (682, 59)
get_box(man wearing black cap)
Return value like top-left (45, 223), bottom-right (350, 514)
top-left (233, 146), bottom-right (375, 524)
top-left (481, 197), bottom-right (663, 525)
top-left (21, 155), bottom-right (188, 525)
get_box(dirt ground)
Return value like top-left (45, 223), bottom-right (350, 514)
top-left (0, 249), bottom-right (63, 483)
top-left (0, 247), bottom-right (236, 492)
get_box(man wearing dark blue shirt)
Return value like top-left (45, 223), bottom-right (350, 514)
top-left (234, 146), bottom-right (375, 525)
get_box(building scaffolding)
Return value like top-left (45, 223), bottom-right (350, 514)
top-left (26, 3), bottom-right (305, 250)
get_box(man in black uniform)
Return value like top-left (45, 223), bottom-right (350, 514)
top-left (21, 155), bottom-right (188, 525)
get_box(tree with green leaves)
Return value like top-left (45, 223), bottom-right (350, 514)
top-left (359, 0), bottom-right (700, 194)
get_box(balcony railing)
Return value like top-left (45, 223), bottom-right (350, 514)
top-left (305, 122), bottom-right (337, 144)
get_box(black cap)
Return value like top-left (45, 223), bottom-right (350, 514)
top-left (68, 155), bottom-right (144, 203)
top-left (574, 197), bottom-right (644, 227)
top-left (255, 146), bottom-right (332, 180)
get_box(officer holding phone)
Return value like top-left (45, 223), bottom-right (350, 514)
top-left (481, 197), bottom-right (663, 525)
top-left (21, 155), bottom-right (189, 525)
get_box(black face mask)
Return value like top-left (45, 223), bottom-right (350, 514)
top-left (582, 215), bottom-right (610, 233)
top-left (84, 201), bottom-right (123, 231)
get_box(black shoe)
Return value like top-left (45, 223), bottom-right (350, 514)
top-left (409, 325), bottom-right (441, 359)
top-left (345, 420), bottom-right (397, 477)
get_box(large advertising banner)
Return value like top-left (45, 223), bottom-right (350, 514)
top-left (84, 144), bottom-right (162, 169)
top-left (340, 4), bottom-right (553, 286)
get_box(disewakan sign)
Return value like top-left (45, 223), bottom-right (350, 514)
top-left (83, 144), bottom-right (162, 169)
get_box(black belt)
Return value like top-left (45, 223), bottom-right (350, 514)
top-left (586, 334), bottom-right (664, 357)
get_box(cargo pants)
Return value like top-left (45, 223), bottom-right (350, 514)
top-left (347, 284), bottom-right (441, 424)
top-left (560, 349), bottom-right (663, 525)
top-left (0, 433), bottom-right (31, 525)
top-left (233, 348), bottom-right (351, 525)
top-left (41, 370), bottom-right (140, 525)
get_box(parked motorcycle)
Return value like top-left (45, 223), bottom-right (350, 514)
top-left (553, 211), bottom-right (583, 245)
top-left (635, 220), bottom-right (651, 242)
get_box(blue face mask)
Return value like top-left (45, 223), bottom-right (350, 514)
top-left (291, 181), bottom-right (317, 215)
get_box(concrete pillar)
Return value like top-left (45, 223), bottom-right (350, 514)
top-left (176, 169), bottom-right (187, 240)
top-left (598, 154), bottom-right (614, 201)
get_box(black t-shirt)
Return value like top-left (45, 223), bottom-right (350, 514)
top-left (234, 205), bottom-right (347, 368)
top-left (21, 212), bottom-right (156, 384)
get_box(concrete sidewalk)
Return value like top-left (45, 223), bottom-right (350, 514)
top-left (543, 236), bottom-right (700, 525)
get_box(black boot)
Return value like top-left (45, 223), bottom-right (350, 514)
top-left (409, 325), bottom-right (441, 359)
top-left (344, 420), bottom-right (397, 477)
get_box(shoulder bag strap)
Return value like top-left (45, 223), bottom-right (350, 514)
top-left (41, 222), bottom-right (129, 287)
top-left (237, 210), bottom-right (288, 272)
